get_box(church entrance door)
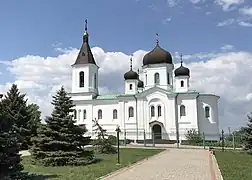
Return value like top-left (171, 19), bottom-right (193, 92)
top-left (152, 124), bottom-right (162, 140)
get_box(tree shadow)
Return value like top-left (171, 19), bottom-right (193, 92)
top-left (28, 173), bottom-right (60, 180)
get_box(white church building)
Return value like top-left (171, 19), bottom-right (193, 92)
top-left (70, 22), bottom-right (220, 141)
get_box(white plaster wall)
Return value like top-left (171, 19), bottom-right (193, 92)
top-left (71, 64), bottom-right (98, 95)
top-left (197, 95), bottom-right (220, 140)
top-left (71, 94), bottom-right (94, 101)
top-left (177, 94), bottom-right (198, 129)
top-left (143, 64), bottom-right (174, 91)
top-left (125, 80), bottom-right (138, 94)
top-left (72, 92), bottom-right (219, 141)
top-left (174, 76), bottom-right (189, 92)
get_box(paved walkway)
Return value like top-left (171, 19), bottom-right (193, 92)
top-left (103, 148), bottom-right (222, 180)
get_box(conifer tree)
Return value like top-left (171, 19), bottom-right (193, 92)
top-left (243, 114), bottom-right (252, 153)
top-left (27, 103), bottom-right (41, 138)
top-left (1, 84), bottom-right (31, 150)
top-left (0, 96), bottom-right (24, 179)
top-left (92, 119), bottom-right (117, 154)
top-left (31, 86), bottom-right (93, 166)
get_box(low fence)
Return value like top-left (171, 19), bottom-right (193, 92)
top-left (87, 129), bottom-right (245, 150)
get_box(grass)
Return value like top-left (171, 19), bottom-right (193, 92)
top-left (22, 148), bottom-right (164, 180)
top-left (215, 150), bottom-right (252, 180)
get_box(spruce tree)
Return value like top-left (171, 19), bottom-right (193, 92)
top-left (31, 86), bottom-right (93, 166)
top-left (1, 84), bottom-right (31, 150)
top-left (243, 114), bottom-right (252, 153)
top-left (92, 119), bottom-right (117, 154)
top-left (27, 103), bottom-right (41, 138)
top-left (0, 96), bottom-right (24, 179)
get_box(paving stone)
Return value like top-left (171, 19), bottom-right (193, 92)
top-left (104, 148), bottom-right (219, 180)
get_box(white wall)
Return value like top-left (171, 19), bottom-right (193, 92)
top-left (174, 76), bottom-right (189, 92)
top-left (197, 95), bottom-right (220, 140)
top-left (71, 64), bottom-right (98, 95)
top-left (143, 64), bottom-right (174, 91)
top-left (71, 92), bottom-right (220, 141)
top-left (125, 80), bottom-right (138, 94)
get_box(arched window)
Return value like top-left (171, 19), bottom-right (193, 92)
top-left (151, 106), bottom-right (155, 117)
top-left (145, 74), bottom-right (147, 84)
top-left (113, 109), bottom-right (118, 119)
top-left (94, 73), bottom-right (97, 89)
top-left (180, 80), bottom-right (184, 87)
top-left (129, 84), bottom-right (133, 90)
top-left (83, 110), bottom-right (86, 120)
top-left (205, 106), bottom-right (210, 118)
top-left (154, 73), bottom-right (160, 85)
top-left (98, 109), bottom-right (102, 119)
top-left (79, 71), bottom-right (84, 87)
top-left (167, 73), bottom-right (170, 85)
top-left (158, 105), bottom-right (162, 117)
top-left (73, 109), bottom-right (77, 119)
top-left (180, 105), bottom-right (186, 116)
top-left (129, 107), bottom-right (134, 117)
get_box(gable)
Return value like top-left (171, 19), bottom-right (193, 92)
top-left (136, 86), bottom-right (172, 98)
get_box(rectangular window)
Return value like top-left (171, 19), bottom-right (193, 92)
top-left (167, 73), bottom-right (170, 84)
top-left (83, 110), bottom-right (86, 120)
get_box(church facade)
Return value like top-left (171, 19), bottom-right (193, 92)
top-left (69, 22), bottom-right (220, 141)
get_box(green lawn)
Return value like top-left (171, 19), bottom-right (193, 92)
top-left (215, 150), bottom-right (252, 180)
top-left (22, 148), bottom-right (164, 180)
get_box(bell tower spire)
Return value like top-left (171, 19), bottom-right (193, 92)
top-left (72, 19), bottom-right (97, 66)
top-left (71, 19), bottom-right (99, 98)
top-left (83, 19), bottom-right (89, 43)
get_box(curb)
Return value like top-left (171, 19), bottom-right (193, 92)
top-left (96, 149), bottom-right (168, 180)
top-left (208, 151), bottom-right (217, 180)
top-left (211, 153), bottom-right (224, 180)
top-left (208, 151), bottom-right (223, 180)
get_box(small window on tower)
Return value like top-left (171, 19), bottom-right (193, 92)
top-left (167, 73), bottom-right (170, 85)
top-left (154, 73), bottom-right (160, 85)
top-left (83, 110), bottom-right (86, 120)
top-left (94, 74), bottom-right (97, 89)
top-left (129, 84), bottom-right (133, 90)
top-left (180, 80), bottom-right (184, 87)
top-left (79, 71), bottom-right (84, 87)
top-left (82, 52), bottom-right (85, 56)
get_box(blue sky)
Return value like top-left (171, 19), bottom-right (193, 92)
top-left (1, 0), bottom-right (252, 131)
top-left (0, 0), bottom-right (251, 61)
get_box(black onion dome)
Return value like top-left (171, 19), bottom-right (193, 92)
top-left (174, 62), bottom-right (190, 77)
top-left (143, 43), bottom-right (173, 66)
top-left (138, 80), bottom-right (144, 88)
top-left (124, 70), bottom-right (138, 80)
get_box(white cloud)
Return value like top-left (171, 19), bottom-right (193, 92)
top-left (162, 17), bottom-right (172, 24)
top-left (1, 46), bottom-right (252, 130)
top-left (220, 44), bottom-right (235, 51)
top-left (205, 11), bottom-right (212, 15)
top-left (167, 0), bottom-right (180, 7)
top-left (190, 0), bottom-right (202, 4)
top-left (217, 18), bottom-right (235, 26)
top-left (239, 6), bottom-right (252, 17)
top-left (238, 21), bottom-right (252, 27)
top-left (215, 0), bottom-right (244, 11)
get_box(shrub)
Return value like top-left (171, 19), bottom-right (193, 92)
top-left (185, 129), bottom-right (203, 145)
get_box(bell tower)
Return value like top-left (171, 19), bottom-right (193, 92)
top-left (71, 19), bottom-right (99, 98)
top-left (174, 53), bottom-right (190, 92)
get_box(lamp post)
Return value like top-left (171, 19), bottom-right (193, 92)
top-left (115, 125), bottom-right (121, 165)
